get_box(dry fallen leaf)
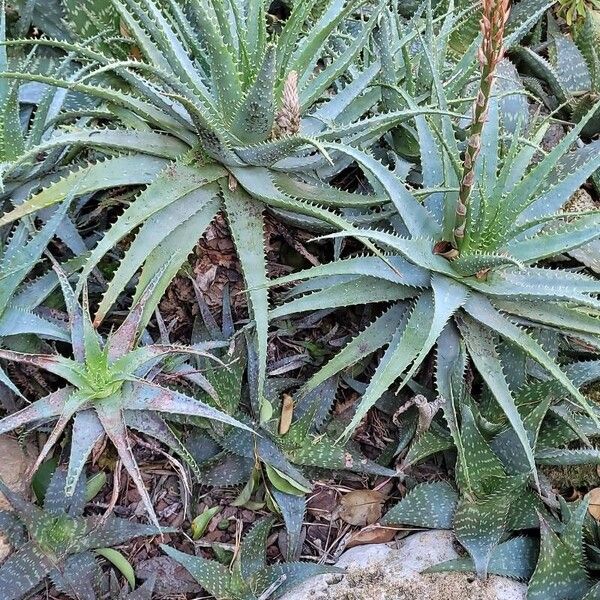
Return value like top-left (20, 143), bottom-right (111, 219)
top-left (588, 488), bottom-right (600, 520)
top-left (120, 20), bottom-right (142, 60)
top-left (279, 394), bottom-right (294, 435)
top-left (346, 524), bottom-right (398, 549)
top-left (0, 435), bottom-right (34, 509)
top-left (0, 435), bottom-right (35, 561)
top-left (339, 490), bottom-right (385, 527)
top-left (307, 486), bottom-right (338, 519)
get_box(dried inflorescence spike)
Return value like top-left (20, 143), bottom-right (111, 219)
top-left (393, 394), bottom-right (446, 433)
top-left (273, 70), bottom-right (301, 138)
top-left (454, 0), bottom-right (511, 248)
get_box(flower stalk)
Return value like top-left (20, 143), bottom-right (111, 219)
top-left (454, 0), bottom-right (510, 250)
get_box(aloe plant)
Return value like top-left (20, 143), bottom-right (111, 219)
top-left (194, 369), bottom-right (396, 556)
top-left (0, 466), bottom-right (167, 600)
top-left (380, 352), bottom-right (600, 581)
top-left (0, 4), bottom-right (106, 266)
top-left (269, 0), bottom-right (600, 489)
top-left (271, 108), bottom-right (600, 452)
top-left (0, 266), bottom-right (251, 526)
top-left (1, 4), bottom-right (75, 187)
top-left (0, 203), bottom-right (74, 386)
top-left (514, 11), bottom-right (600, 137)
top-left (528, 498), bottom-right (593, 600)
top-left (428, 494), bottom-right (600, 599)
top-left (162, 516), bottom-right (338, 600)
top-left (182, 288), bottom-right (394, 559)
top-left (375, 2), bottom-right (477, 159)
top-left (0, 0), bottom-right (437, 413)
top-left (377, 0), bottom-right (545, 159)
top-left (192, 356), bottom-right (396, 487)
top-left (381, 390), bottom-right (553, 578)
top-left (403, 357), bottom-right (600, 471)
top-left (522, 361), bottom-right (600, 468)
top-left (9, 0), bottom-right (120, 40)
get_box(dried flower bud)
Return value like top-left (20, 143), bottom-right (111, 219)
top-left (273, 70), bottom-right (301, 138)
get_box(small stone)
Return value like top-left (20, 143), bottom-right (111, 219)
top-left (218, 518), bottom-right (230, 530)
top-left (0, 435), bottom-right (34, 510)
top-left (588, 488), bottom-right (600, 520)
top-left (241, 509), bottom-right (256, 523)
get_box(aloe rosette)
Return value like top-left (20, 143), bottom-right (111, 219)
top-left (0, 467), bottom-right (168, 600)
top-left (0, 266), bottom-right (251, 525)
top-left (0, 0), bottom-right (445, 408)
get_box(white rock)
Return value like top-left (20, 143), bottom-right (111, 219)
top-left (279, 530), bottom-right (527, 600)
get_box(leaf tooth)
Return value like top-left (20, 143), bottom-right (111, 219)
top-left (270, 175), bottom-right (382, 208)
top-left (2, 154), bottom-right (161, 226)
top-left (91, 194), bottom-right (217, 325)
top-left (269, 251), bottom-right (414, 287)
top-left (197, 449), bottom-right (254, 488)
top-left (4, 37), bottom-right (111, 63)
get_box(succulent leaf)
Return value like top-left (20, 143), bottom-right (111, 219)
top-left (426, 536), bottom-right (538, 581)
top-left (381, 481), bottom-right (458, 529)
top-left (528, 511), bottom-right (591, 600)
top-left (162, 516), bottom-right (339, 600)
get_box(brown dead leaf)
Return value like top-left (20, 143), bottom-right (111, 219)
top-left (339, 490), bottom-right (385, 527)
top-left (119, 20), bottom-right (142, 60)
top-left (0, 537), bottom-right (10, 563)
top-left (0, 435), bottom-right (34, 510)
top-left (588, 488), bottom-right (600, 520)
top-left (279, 394), bottom-right (294, 435)
top-left (137, 556), bottom-right (202, 595)
top-left (307, 486), bottom-right (338, 519)
top-left (345, 524), bottom-right (398, 549)
top-left (195, 265), bottom-right (218, 292)
top-left (0, 435), bottom-right (35, 561)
